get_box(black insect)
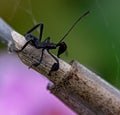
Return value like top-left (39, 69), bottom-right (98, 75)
top-left (18, 11), bottom-right (89, 75)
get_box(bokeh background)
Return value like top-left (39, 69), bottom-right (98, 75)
top-left (0, 0), bottom-right (120, 114)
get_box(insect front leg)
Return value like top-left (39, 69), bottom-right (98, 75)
top-left (15, 39), bottom-right (34, 52)
top-left (25, 23), bottom-right (44, 42)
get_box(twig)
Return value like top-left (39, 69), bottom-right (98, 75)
top-left (0, 18), bottom-right (120, 115)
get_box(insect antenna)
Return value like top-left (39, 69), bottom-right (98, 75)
top-left (57, 11), bottom-right (90, 44)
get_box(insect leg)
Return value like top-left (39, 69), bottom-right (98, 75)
top-left (39, 23), bottom-right (44, 42)
top-left (57, 42), bottom-right (67, 58)
top-left (47, 49), bottom-right (59, 75)
top-left (43, 36), bottom-right (50, 42)
top-left (32, 48), bottom-right (45, 67)
top-left (16, 39), bottom-right (34, 52)
top-left (25, 23), bottom-right (44, 41)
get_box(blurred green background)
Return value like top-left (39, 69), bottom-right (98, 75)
top-left (0, 0), bottom-right (120, 88)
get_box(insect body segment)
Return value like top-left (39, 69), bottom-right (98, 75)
top-left (18, 11), bottom-right (89, 75)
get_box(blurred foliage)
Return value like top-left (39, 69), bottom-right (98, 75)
top-left (0, 0), bottom-right (120, 88)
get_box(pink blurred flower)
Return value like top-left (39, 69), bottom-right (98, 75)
top-left (0, 52), bottom-right (75, 115)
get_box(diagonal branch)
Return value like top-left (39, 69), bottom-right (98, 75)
top-left (0, 18), bottom-right (120, 115)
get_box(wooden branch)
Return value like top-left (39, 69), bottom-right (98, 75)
top-left (1, 18), bottom-right (120, 115)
